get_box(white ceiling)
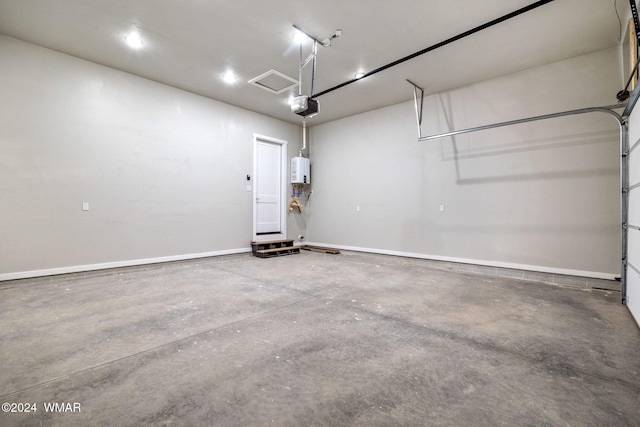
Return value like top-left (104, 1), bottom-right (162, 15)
top-left (0, 0), bottom-right (627, 125)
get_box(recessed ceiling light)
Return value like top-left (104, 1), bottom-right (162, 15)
top-left (223, 70), bottom-right (238, 84)
top-left (292, 29), bottom-right (307, 44)
top-left (124, 34), bottom-right (144, 49)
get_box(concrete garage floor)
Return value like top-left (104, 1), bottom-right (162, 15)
top-left (1, 251), bottom-right (639, 426)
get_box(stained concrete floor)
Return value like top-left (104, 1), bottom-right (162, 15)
top-left (1, 251), bottom-right (639, 427)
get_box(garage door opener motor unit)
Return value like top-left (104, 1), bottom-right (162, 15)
top-left (290, 25), bottom-right (341, 119)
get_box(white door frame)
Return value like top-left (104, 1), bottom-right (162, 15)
top-left (253, 133), bottom-right (288, 242)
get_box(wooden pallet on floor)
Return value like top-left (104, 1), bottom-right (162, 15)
top-left (251, 239), bottom-right (300, 258)
top-left (301, 245), bottom-right (340, 254)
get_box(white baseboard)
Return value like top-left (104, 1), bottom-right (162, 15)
top-left (304, 242), bottom-right (618, 281)
top-left (0, 248), bottom-right (252, 282)
top-left (1, 243), bottom-right (619, 284)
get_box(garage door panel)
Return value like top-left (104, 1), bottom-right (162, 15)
top-left (629, 148), bottom-right (640, 187)
top-left (628, 188), bottom-right (640, 226)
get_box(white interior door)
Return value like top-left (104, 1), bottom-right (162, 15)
top-left (254, 135), bottom-right (287, 241)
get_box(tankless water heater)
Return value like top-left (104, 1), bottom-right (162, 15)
top-left (291, 157), bottom-right (310, 184)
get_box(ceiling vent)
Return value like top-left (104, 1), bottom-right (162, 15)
top-left (248, 69), bottom-right (299, 94)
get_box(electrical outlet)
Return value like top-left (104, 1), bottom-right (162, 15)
top-left (439, 204), bottom-right (445, 212)
top-left (82, 202), bottom-right (89, 211)
top-left (356, 206), bottom-right (360, 212)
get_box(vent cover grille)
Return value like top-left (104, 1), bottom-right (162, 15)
top-left (248, 69), bottom-right (299, 94)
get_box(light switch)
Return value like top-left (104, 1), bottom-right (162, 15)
top-left (439, 204), bottom-right (445, 212)
top-left (82, 202), bottom-right (89, 211)
top-left (246, 185), bottom-right (252, 192)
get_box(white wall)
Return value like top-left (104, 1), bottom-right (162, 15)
top-left (0, 35), bottom-right (625, 283)
top-left (626, 91), bottom-right (640, 326)
top-left (0, 35), bottom-right (303, 279)
top-left (307, 47), bottom-right (622, 278)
